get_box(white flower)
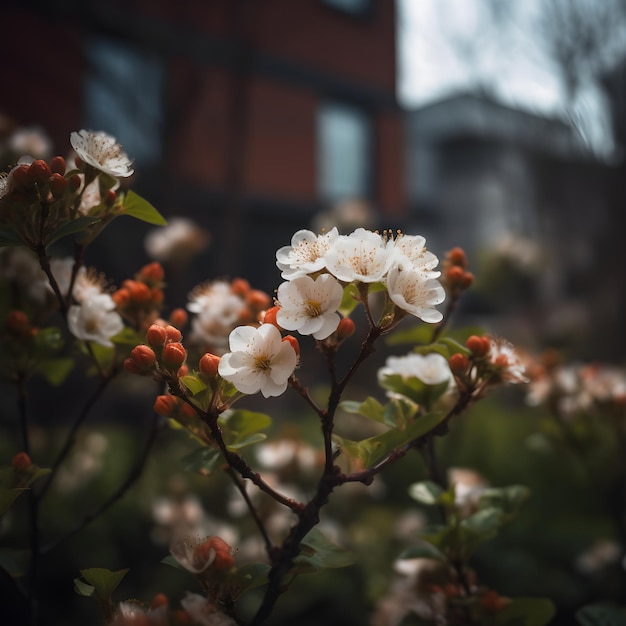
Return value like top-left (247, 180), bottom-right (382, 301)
top-left (50, 258), bottom-right (105, 302)
top-left (0, 247), bottom-right (50, 303)
top-left (145, 217), bottom-right (210, 263)
top-left (489, 337), bottom-right (528, 384)
top-left (180, 592), bottom-right (238, 626)
top-left (70, 129), bottom-right (134, 178)
top-left (390, 234), bottom-right (440, 276)
top-left (218, 324), bottom-right (297, 398)
top-left (67, 293), bottom-right (124, 347)
top-left (324, 228), bottom-right (393, 283)
top-left (276, 227), bottom-right (338, 279)
top-left (276, 274), bottom-right (343, 340)
top-left (378, 353), bottom-right (453, 386)
top-left (386, 266), bottom-right (445, 323)
top-left (169, 535), bottom-right (216, 574)
top-left (7, 126), bottom-right (52, 160)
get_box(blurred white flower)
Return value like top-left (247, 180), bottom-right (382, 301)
top-left (50, 258), bottom-right (106, 302)
top-left (70, 129), bottom-right (134, 178)
top-left (180, 592), bottom-right (237, 626)
top-left (218, 324), bottom-right (297, 398)
top-left (276, 227), bottom-right (338, 279)
top-left (324, 228), bottom-right (392, 283)
top-left (489, 338), bottom-right (528, 384)
top-left (378, 353), bottom-right (453, 386)
top-left (448, 467), bottom-right (488, 516)
top-left (386, 266), bottom-right (445, 323)
top-left (7, 126), bottom-right (52, 160)
top-left (67, 293), bottom-right (123, 347)
top-left (276, 274), bottom-right (343, 340)
top-left (145, 217), bottom-right (210, 264)
top-left (0, 247), bottom-right (50, 303)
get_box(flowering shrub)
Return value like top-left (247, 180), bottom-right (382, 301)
top-left (1, 128), bottom-right (626, 626)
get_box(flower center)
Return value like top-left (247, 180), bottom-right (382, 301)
top-left (305, 299), bottom-right (322, 318)
top-left (254, 355), bottom-right (272, 371)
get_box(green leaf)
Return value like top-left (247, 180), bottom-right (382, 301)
top-left (418, 524), bottom-right (458, 555)
top-left (408, 480), bottom-right (445, 506)
top-left (36, 357), bottom-right (74, 386)
top-left (0, 547), bottom-right (30, 578)
top-left (338, 283), bottom-right (361, 318)
top-left (181, 446), bottom-right (225, 475)
top-left (385, 323), bottom-right (434, 346)
top-left (121, 190), bottom-right (167, 225)
top-left (333, 411), bottom-right (445, 468)
top-left (496, 597), bottom-right (556, 626)
top-left (79, 567), bottom-right (129, 600)
top-left (0, 229), bottom-right (24, 247)
top-left (479, 485), bottom-right (530, 518)
top-left (0, 465), bottom-right (51, 517)
top-left (382, 397), bottom-right (419, 429)
top-left (180, 375), bottom-right (208, 396)
top-left (437, 337), bottom-right (471, 357)
top-left (46, 216), bottom-right (101, 245)
top-left (378, 373), bottom-right (449, 407)
top-left (161, 555), bottom-right (187, 572)
top-left (32, 327), bottom-right (64, 355)
top-left (399, 541), bottom-right (446, 561)
top-left (73, 578), bottom-right (95, 597)
top-left (228, 562), bottom-right (270, 596)
top-left (340, 397), bottom-right (385, 423)
top-left (460, 507), bottom-right (504, 546)
top-left (292, 527), bottom-right (354, 574)
top-left (219, 409), bottom-right (272, 451)
top-left (576, 604), bottom-right (626, 626)
top-left (110, 326), bottom-right (142, 348)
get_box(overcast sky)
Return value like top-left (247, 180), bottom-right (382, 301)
top-left (396, 0), bottom-right (615, 155)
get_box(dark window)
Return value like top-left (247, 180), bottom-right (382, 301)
top-left (84, 35), bottom-right (163, 167)
top-left (317, 101), bottom-right (372, 201)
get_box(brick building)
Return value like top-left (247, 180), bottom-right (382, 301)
top-left (2, 0), bottom-right (404, 291)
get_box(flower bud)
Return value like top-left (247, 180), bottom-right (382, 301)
top-left (112, 287), bottom-right (131, 307)
top-left (466, 335), bottom-right (490, 357)
top-left (461, 271), bottom-right (474, 289)
top-left (261, 305), bottom-right (282, 329)
top-left (130, 344), bottom-right (157, 370)
top-left (27, 159), bottom-right (51, 186)
top-left (104, 189), bottom-right (117, 207)
top-left (48, 173), bottom-right (67, 198)
top-left (447, 246), bottom-right (467, 267)
top-left (230, 278), bottom-right (250, 296)
top-left (138, 261), bottom-right (164, 285)
top-left (169, 308), bottom-right (188, 329)
top-left (68, 173), bottom-right (82, 192)
top-left (173, 610), bottom-right (192, 625)
top-left (282, 334), bottom-right (300, 358)
top-left (161, 342), bottom-right (186, 370)
top-left (11, 164), bottom-right (31, 190)
top-left (195, 537), bottom-right (235, 572)
top-left (150, 594), bottom-right (169, 610)
top-left (445, 265), bottom-right (465, 284)
top-left (11, 451), bottom-right (32, 471)
top-left (49, 155), bottom-right (66, 175)
top-left (6, 310), bottom-right (31, 338)
top-left (165, 325), bottom-right (182, 342)
top-left (448, 353), bottom-right (470, 374)
top-left (123, 357), bottom-right (142, 375)
top-left (199, 353), bottom-right (221, 378)
top-left (146, 324), bottom-right (168, 348)
top-left (154, 395), bottom-right (177, 417)
top-left (247, 289), bottom-right (271, 310)
top-left (336, 317), bottom-right (356, 341)
top-left (127, 280), bottom-right (151, 302)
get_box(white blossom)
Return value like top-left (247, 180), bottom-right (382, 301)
top-left (324, 228), bottom-right (393, 283)
top-left (218, 324), bottom-right (297, 398)
top-left (386, 266), bottom-right (445, 323)
top-left (489, 337), bottom-right (528, 384)
top-left (276, 274), bottom-right (343, 340)
top-left (378, 352), bottom-right (453, 387)
top-left (70, 129), bottom-right (134, 178)
top-left (276, 227), bottom-right (338, 279)
top-left (145, 217), bottom-right (209, 263)
top-left (67, 293), bottom-right (123, 347)
top-left (389, 234), bottom-right (440, 276)
top-left (180, 592), bottom-right (238, 626)
top-left (50, 258), bottom-right (106, 302)
top-left (169, 535), bottom-right (216, 574)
